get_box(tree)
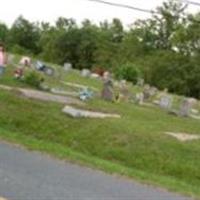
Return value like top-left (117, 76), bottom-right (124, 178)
top-left (8, 16), bottom-right (41, 54)
top-left (0, 22), bottom-right (8, 43)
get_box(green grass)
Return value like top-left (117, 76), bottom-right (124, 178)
top-left (0, 56), bottom-right (200, 199)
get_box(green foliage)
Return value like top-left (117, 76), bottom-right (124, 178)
top-left (2, 0), bottom-right (200, 98)
top-left (24, 71), bottom-right (44, 88)
top-left (115, 63), bottom-right (141, 84)
top-left (8, 16), bottom-right (41, 54)
top-left (0, 22), bottom-right (8, 43)
top-left (11, 44), bottom-right (32, 55)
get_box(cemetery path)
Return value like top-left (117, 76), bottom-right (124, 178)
top-left (0, 141), bottom-right (193, 200)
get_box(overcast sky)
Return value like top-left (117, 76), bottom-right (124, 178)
top-left (0, 0), bottom-right (199, 27)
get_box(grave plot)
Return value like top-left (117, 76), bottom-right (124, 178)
top-left (62, 106), bottom-right (121, 119)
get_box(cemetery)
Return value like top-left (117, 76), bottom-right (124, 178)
top-left (0, 54), bottom-right (200, 198)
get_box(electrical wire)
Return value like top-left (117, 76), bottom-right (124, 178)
top-left (87, 0), bottom-right (158, 14)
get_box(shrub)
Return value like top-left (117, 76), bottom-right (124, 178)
top-left (114, 63), bottom-right (141, 84)
top-left (24, 71), bottom-right (44, 88)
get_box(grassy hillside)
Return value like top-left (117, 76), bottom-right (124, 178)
top-left (0, 56), bottom-right (200, 198)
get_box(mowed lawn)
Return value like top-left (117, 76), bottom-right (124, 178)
top-left (0, 61), bottom-right (200, 198)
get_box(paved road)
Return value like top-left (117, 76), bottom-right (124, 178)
top-left (0, 142), bottom-right (192, 200)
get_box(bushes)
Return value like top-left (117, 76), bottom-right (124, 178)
top-left (114, 63), bottom-right (141, 84)
top-left (24, 71), bottom-right (44, 88)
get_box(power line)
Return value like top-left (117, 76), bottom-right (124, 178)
top-left (86, 0), bottom-right (200, 22)
top-left (182, 0), bottom-right (200, 6)
top-left (87, 0), bottom-right (158, 14)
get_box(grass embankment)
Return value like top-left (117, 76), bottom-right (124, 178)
top-left (0, 58), bottom-right (200, 198)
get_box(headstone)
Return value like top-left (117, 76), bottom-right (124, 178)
top-left (91, 73), bottom-right (100, 79)
top-left (7, 54), bottom-right (15, 64)
top-left (135, 93), bottom-right (144, 105)
top-left (101, 79), bottom-right (114, 101)
top-left (137, 78), bottom-right (144, 87)
top-left (119, 80), bottom-right (130, 101)
top-left (44, 67), bottom-right (55, 76)
top-left (143, 84), bottom-right (151, 100)
top-left (149, 87), bottom-right (158, 97)
top-left (159, 95), bottom-right (173, 110)
top-left (179, 98), bottom-right (197, 117)
top-left (19, 56), bottom-right (31, 66)
top-left (103, 71), bottom-right (111, 80)
top-left (81, 69), bottom-right (91, 78)
top-left (63, 63), bottom-right (72, 72)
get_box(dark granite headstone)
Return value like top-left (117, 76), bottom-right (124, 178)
top-left (101, 80), bottom-right (114, 101)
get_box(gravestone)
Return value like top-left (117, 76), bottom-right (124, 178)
top-left (7, 54), bottom-right (15, 64)
top-left (137, 78), bottom-right (144, 87)
top-left (159, 95), bottom-right (173, 110)
top-left (179, 98), bottom-right (197, 117)
top-left (119, 80), bottom-right (130, 101)
top-left (143, 84), bottom-right (151, 100)
top-left (63, 63), bottom-right (72, 72)
top-left (19, 56), bottom-right (31, 66)
top-left (149, 87), bottom-right (158, 97)
top-left (81, 69), bottom-right (91, 77)
top-left (91, 73), bottom-right (100, 79)
top-left (135, 93), bottom-right (144, 105)
top-left (103, 71), bottom-right (111, 80)
top-left (101, 79), bottom-right (114, 101)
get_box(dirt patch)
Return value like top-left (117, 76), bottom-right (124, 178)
top-left (165, 132), bottom-right (200, 142)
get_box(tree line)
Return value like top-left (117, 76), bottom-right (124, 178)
top-left (0, 0), bottom-right (200, 98)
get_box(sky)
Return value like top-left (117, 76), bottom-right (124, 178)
top-left (0, 0), bottom-right (199, 27)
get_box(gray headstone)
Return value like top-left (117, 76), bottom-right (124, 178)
top-left (135, 93), bottom-right (144, 105)
top-left (159, 95), bottom-right (173, 110)
top-left (179, 98), bottom-right (197, 117)
top-left (101, 80), bottom-right (114, 101)
top-left (81, 69), bottom-right (91, 77)
top-left (119, 80), bottom-right (130, 101)
top-left (143, 84), bottom-right (151, 100)
top-left (7, 54), bottom-right (15, 64)
top-left (137, 78), bottom-right (144, 87)
top-left (63, 63), bottom-right (72, 71)
top-left (149, 87), bottom-right (158, 97)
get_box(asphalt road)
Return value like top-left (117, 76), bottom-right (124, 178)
top-left (0, 141), bottom-right (192, 200)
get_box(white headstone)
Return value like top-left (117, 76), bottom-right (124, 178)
top-left (19, 56), bottom-right (31, 66)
